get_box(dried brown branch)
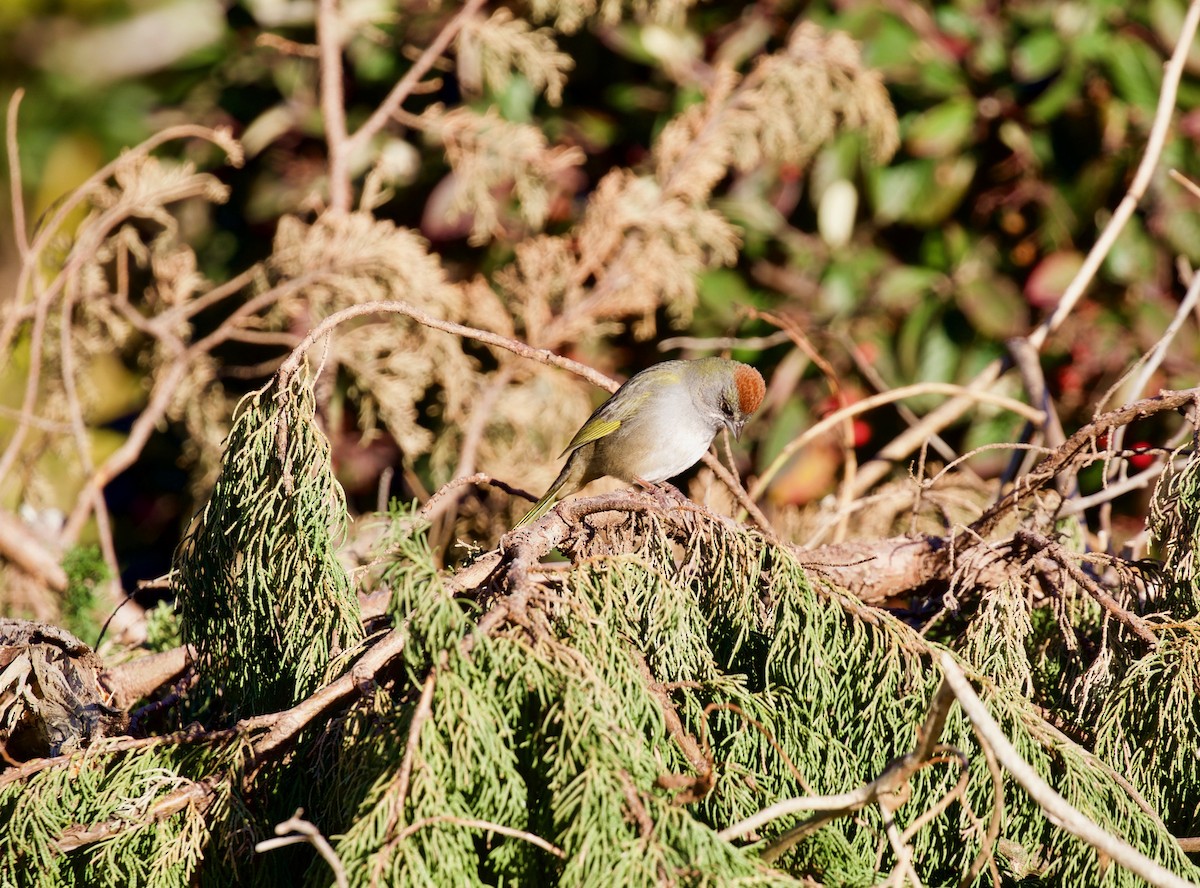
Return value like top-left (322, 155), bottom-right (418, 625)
top-left (275, 298), bottom-right (615, 392)
top-left (634, 652), bottom-right (712, 800)
top-left (700, 702), bottom-right (815, 795)
top-left (699, 450), bottom-right (776, 535)
top-left (317, 0), bottom-right (351, 212)
top-left (1013, 531), bottom-right (1158, 646)
top-left (418, 473), bottom-right (538, 524)
top-left (244, 629), bottom-right (408, 758)
top-left (100, 645), bottom-right (193, 711)
top-left (62, 360), bottom-right (191, 544)
top-left (384, 667), bottom-right (437, 838)
top-left (59, 270), bottom-right (133, 636)
top-left (502, 487), bottom-right (948, 605)
top-left (351, 0), bottom-right (487, 153)
top-left (44, 629), bottom-right (411, 851)
top-left (0, 509), bottom-right (67, 591)
top-left (971, 387), bottom-right (1200, 539)
top-left (0, 123), bottom-right (241, 358)
top-left (959, 716), bottom-right (1004, 888)
top-left (751, 308), bottom-right (858, 542)
top-left (432, 365), bottom-right (517, 537)
top-left (0, 724), bottom-right (230, 789)
top-left (54, 776), bottom-right (223, 852)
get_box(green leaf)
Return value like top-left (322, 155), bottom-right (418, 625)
top-left (869, 157), bottom-right (976, 227)
top-left (1013, 29), bottom-right (1065, 82)
top-left (905, 97), bottom-right (976, 158)
top-left (877, 265), bottom-right (945, 311)
top-left (957, 274), bottom-right (1029, 340)
top-left (1105, 34), bottom-right (1163, 111)
top-left (1028, 63), bottom-right (1085, 124)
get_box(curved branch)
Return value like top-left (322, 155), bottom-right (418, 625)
top-left (275, 298), bottom-right (617, 392)
top-left (939, 654), bottom-right (1195, 888)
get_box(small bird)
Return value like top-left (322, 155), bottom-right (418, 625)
top-left (516, 357), bottom-right (766, 527)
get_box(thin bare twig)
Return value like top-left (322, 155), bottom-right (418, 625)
top-left (418, 473), bottom-right (537, 523)
top-left (436, 365), bottom-right (516, 534)
top-left (317, 0), bottom-right (351, 212)
top-left (0, 124), bottom-right (240, 358)
top-left (721, 679), bottom-right (957, 867)
top-left (6, 89), bottom-right (28, 260)
top-left (1169, 168), bottom-right (1200, 201)
top-left (0, 508), bottom-right (67, 590)
top-left (700, 450), bottom-right (776, 535)
top-left (840, 331), bottom-right (964, 469)
top-left (1095, 263), bottom-right (1200, 543)
top-left (882, 803), bottom-right (925, 888)
top-left (959, 717), bottom-right (1004, 888)
top-left (343, 0), bottom-right (488, 164)
top-left (751, 308), bottom-right (857, 542)
top-left (970, 386), bottom-right (1200, 539)
top-left (634, 653), bottom-right (712, 782)
top-left (256, 809), bottom-right (349, 888)
top-left (276, 299), bottom-right (615, 392)
top-left (700, 702), bottom-right (815, 795)
top-left (1061, 461), bottom-right (1168, 516)
top-left (394, 815), bottom-right (565, 859)
top-left (178, 264), bottom-right (263, 320)
top-left (244, 629), bottom-right (408, 757)
top-left (62, 360), bottom-right (190, 543)
top-left (59, 269), bottom-right (140, 640)
top-left (939, 654), bottom-right (1195, 888)
top-left (384, 668), bottom-right (438, 838)
top-left (657, 331), bottom-right (791, 352)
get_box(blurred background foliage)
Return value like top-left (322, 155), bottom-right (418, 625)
top-left (3, 0), bottom-right (1200, 602)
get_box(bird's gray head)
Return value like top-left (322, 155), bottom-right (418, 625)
top-left (685, 358), bottom-right (766, 440)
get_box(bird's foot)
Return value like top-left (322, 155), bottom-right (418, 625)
top-left (634, 479), bottom-right (688, 510)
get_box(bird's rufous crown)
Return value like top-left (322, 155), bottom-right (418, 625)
top-left (734, 364), bottom-right (766, 415)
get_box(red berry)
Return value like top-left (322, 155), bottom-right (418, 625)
top-left (1129, 442), bottom-right (1154, 471)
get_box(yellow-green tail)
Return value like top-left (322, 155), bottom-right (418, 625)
top-left (514, 487), bottom-right (561, 528)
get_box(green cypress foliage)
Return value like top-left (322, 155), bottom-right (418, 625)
top-left (1092, 450), bottom-right (1200, 838)
top-left (7, 399), bottom-right (1200, 887)
top-left (175, 376), bottom-right (364, 718)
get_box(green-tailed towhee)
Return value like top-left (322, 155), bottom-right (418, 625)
top-left (516, 357), bottom-right (766, 527)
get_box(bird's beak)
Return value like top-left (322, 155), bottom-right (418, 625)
top-left (727, 419), bottom-right (745, 440)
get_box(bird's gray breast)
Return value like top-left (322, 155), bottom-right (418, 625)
top-left (595, 384), bottom-right (718, 483)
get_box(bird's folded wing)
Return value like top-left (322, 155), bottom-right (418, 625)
top-left (559, 418), bottom-right (621, 456)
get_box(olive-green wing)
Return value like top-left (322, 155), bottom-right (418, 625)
top-left (560, 417), bottom-right (621, 457)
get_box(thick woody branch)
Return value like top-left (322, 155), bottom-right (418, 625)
top-left (0, 509), bottom-right (67, 590)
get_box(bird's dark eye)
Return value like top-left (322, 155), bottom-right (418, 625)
top-left (720, 397), bottom-right (734, 417)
